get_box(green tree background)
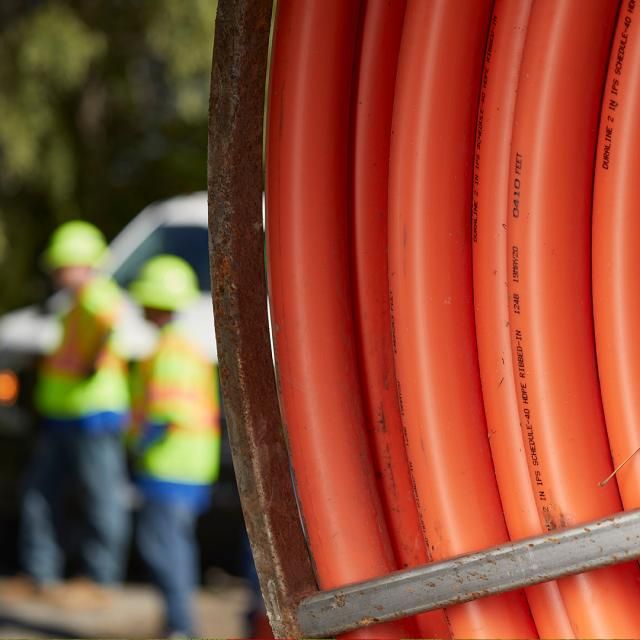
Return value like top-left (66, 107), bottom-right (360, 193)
top-left (0, 0), bottom-right (217, 312)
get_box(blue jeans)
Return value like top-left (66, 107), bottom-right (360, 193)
top-left (137, 498), bottom-right (198, 636)
top-left (241, 529), bottom-right (266, 637)
top-left (20, 429), bottom-right (130, 584)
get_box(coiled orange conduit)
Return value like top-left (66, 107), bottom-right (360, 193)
top-left (266, 1), bottom-right (409, 636)
top-left (507, 0), bottom-right (640, 636)
top-left (594, 0), bottom-right (640, 511)
top-left (351, 0), bottom-right (449, 637)
top-left (264, 2), bottom-right (640, 637)
top-left (388, 0), bottom-right (536, 637)
top-left (471, 0), bottom-right (574, 636)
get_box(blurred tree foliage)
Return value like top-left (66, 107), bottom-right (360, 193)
top-left (0, 0), bottom-right (217, 312)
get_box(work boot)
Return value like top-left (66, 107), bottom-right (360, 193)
top-left (46, 577), bottom-right (114, 611)
top-left (0, 574), bottom-right (40, 602)
top-left (0, 575), bottom-right (75, 607)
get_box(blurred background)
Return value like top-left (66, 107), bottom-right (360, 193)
top-left (0, 0), bottom-right (215, 313)
top-left (0, 1), bottom-right (261, 637)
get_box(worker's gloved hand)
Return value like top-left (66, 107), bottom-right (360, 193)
top-left (134, 421), bottom-right (169, 454)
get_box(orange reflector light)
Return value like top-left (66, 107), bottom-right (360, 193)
top-left (0, 370), bottom-right (19, 406)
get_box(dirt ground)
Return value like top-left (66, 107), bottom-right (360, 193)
top-left (0, 580), bottom-right (252, 638)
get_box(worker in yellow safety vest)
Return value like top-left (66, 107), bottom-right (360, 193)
top-left (9, 221), bottom-right (131, 603)
top-left (128, 255), bottom-right (220, 637)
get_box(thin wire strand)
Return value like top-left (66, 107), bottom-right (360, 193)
top-left (599, 446), bottom-right (640, 487)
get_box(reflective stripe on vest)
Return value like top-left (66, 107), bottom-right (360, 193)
top-left (130, 323), bottom-right (221, 485)
top-left (35, 277), bottom-right (129, 421)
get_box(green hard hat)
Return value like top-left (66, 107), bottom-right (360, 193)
top-left (44, 220), bottom-right (108, 270)
top-left (130, 254), bottom-right (200, 311)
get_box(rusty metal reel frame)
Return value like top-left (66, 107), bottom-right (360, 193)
top-left (208, 1), bottom-right (316, 637)
top-left (207, 2), bottom-right (640, 638)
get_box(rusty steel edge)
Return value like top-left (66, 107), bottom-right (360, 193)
top-left (207, 1), bottom-right (317, 637)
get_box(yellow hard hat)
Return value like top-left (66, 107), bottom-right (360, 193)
top-left (130, 255), bottom-right (200, 311)
top-left (44, 220), bottom-right (108, 270)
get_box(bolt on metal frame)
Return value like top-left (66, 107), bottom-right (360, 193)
top-left (207, 1), bottom-right (640, 637)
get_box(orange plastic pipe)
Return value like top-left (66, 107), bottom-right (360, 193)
top-left (266, 1), bottom-right (409, 636)
top-left (351, 1), bottom-right (449, 637)
top-left (593, 0), bottom-right (640, 511)
top-left (507, 1), bottom-right (640, 637)
top-left (388, 1), bottom-right (536, 637)
top-left (471, 1), bottom-right (574, 637)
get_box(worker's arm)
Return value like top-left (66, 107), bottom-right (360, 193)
top-left (77, 278), bottom-right (123, 375)
top-left (130, 348), bottom-right (196, 454)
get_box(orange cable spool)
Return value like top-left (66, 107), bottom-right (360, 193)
top-left (351, 0), bottom-right (449, 637)
top-left (388, 0), bottom-right (536, 637)
top-left (266, 0), bottom-right (410, 636)
top-left (593, 0), bottom-right (640, 510)
top-left (471, 0), bottom-right (574, 636)
top-left (507, 0), bottom-right (640, 636)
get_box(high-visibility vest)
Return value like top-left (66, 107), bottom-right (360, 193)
top-left (129, 323), bottom-right (221, 488)
top-left (35, 276), bottom-right (129, 430)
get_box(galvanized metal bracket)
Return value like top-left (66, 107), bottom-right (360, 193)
top-left (208, 1), bottom-right (316, 637)
top-left (297, 509), bottom-right (640, 637)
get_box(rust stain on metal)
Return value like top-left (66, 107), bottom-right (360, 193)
top-left (208, 1), bottom-right (317, 637)
top-left (469, 572), bottom-right (489, 581)
top-left (334, 593), bottom-right (346, 609)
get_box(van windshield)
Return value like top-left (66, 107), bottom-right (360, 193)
top-left (112, 225), bottom-right (210, 291)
